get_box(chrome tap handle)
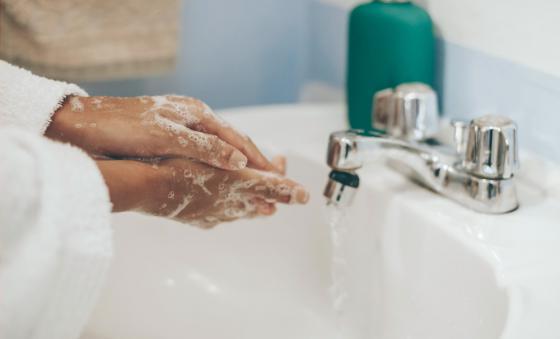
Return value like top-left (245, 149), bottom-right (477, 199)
top-left (372, 82), bottom-right (439, 141)
top-left (464, 115), bottom-right (519, 179)
top-left (372, 88), bottom-right (394, 133)
top-left (451, 120), bottom-right (469, 158)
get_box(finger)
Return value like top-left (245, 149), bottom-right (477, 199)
top-left (195, 113), bottom-right (277, 171)
top-left (271, 155), bottom-right (286, 175)
top-left (250, 197), bottom-right (277, 216)
top-left (193, 219), bottom-right (220, 230)
top-left (238, 136), bottom-right (277, 172)
top-left (245, 171), bottom-right (309, 205)
top-left (174, 130), bottom-right (248, 170)
top-left (257, 202), bottom-right (276, 215)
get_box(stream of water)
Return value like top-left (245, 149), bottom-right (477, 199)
top-left (325, 204), bottom-right (350, 338)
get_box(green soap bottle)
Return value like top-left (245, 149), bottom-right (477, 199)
top-left (347, 0), bottom-right (435, 131)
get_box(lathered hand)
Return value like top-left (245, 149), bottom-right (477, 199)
top-left (97, 157), bottom-right (309, 228)
top-left (47, 95), bottom-right (279, 171)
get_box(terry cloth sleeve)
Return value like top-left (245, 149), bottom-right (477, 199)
top-left (0, 59), bottom-right (88, 134)
top-left (0, 127), bottom-right (113, 339)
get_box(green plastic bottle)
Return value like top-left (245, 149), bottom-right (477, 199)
top-left (347, 0), bottom-right (435, 131)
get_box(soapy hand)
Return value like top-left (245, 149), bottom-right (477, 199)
top-left (46, 95), bottom-right (279, 171)
top-left (96, 157), bottom-right (308, 228)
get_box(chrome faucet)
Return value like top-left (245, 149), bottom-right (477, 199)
top-left (324, 83), bottom-right (520, 214)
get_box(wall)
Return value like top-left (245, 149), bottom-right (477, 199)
top-left (424, 0), bottom-right (560, 162)
top-left (81, 0), bottom-right (560, 161)
top-left (420, 0), bottom-right (560, 78)
top-left (81, 0), bottom-right (307, 109)
top-left (304, 0), bottom-right (560, 162)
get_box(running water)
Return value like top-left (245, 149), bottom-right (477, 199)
top-left (325, 204), bottom-right (351, 338)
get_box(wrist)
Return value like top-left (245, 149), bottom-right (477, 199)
top-left (45, 95), bottom-right (83, 141)
top-left (96, 160), bottom-right (158, 212)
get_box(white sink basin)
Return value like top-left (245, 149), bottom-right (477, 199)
top-left (83, 104), bottom-right (560, 339)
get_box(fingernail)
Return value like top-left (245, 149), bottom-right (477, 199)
top-left (259, 204), bottom-right (275, 215)
top-left (290, 186), bottom-right (310, 204)
top-left (229, 150), bottom-right (247, 169)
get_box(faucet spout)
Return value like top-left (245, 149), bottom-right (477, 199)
top-left (323, 170), bottom-right (360, 207)
top-left (324, 84), bottom-right (519, 214)
top-left (324, 128), bottom-right (519, 214)
top-left (327, 129), bottom-right (435, 171)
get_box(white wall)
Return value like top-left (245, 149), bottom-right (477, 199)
top-left (419, 0), bottom-right (560, 77)
top-left (317, 0), bottom-right (560, 77)
top-left (306, 0), bottom-right (560, 162)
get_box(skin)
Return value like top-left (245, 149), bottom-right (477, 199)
top-left (46, 95), bottom-right (309, 226)
top-left (96, 156), bottom-right (308, 228)
top-left (46, 95), bottom-right (280, 171)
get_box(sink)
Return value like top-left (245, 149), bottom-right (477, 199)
top-left (82, 104), bottom-right (560, 339)
top-left (82, 151), bottom-right (337, 339)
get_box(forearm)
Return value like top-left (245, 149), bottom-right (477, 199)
top-left (95, 160), bottom-right (157, 213)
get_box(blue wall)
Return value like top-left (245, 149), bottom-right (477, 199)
top-left (437, 40), bottom-right (560, 162)
top-left (81, 0), bottom-right (560, 162)
top-left (80, 0), bottom-right (347, 109)
top-left (81, 0), bottom-right (307, 109)
top-left (306, 1), bottom-right (348, 89)
top-left (303, 1), bottom-right (560, 163)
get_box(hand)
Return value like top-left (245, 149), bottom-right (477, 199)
top-left (96, 157), bottom-right (309, 228)
top-left (46, 95), bottom-right (279, 171)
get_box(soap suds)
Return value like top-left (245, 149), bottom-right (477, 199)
top-left (138, 95), bottom-right (220, 155)
top-left (213, 179), bottom-right (259, 219)
top-left (177, 136), bottom-right (189, 147)
top-left (151, 95), bottom-right (201, 127)
top-left (91, 97), bottom-right (103, 109)
top-left (187, 132), bottom-right (213, 151)
top-left (168, 194), bottom-right (193, 218)
top-left (70, 97), bottom-right (84, 112)
top-left (152, 113), bottom-right (189, 135)
top-left (184, 169), bottom-right (214, 195)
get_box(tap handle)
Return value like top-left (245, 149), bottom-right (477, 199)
top-left (451, 120), bottom-right (469, 157)
top-left (372, 82), bottom-right (439, 141)
top-left (464, 115), bottom-right (519, 179)
top-left (372, 88), bottom-right (394, 133)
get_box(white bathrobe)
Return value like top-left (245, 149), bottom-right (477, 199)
top-left (0, 60), bottom-right (113, 339)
